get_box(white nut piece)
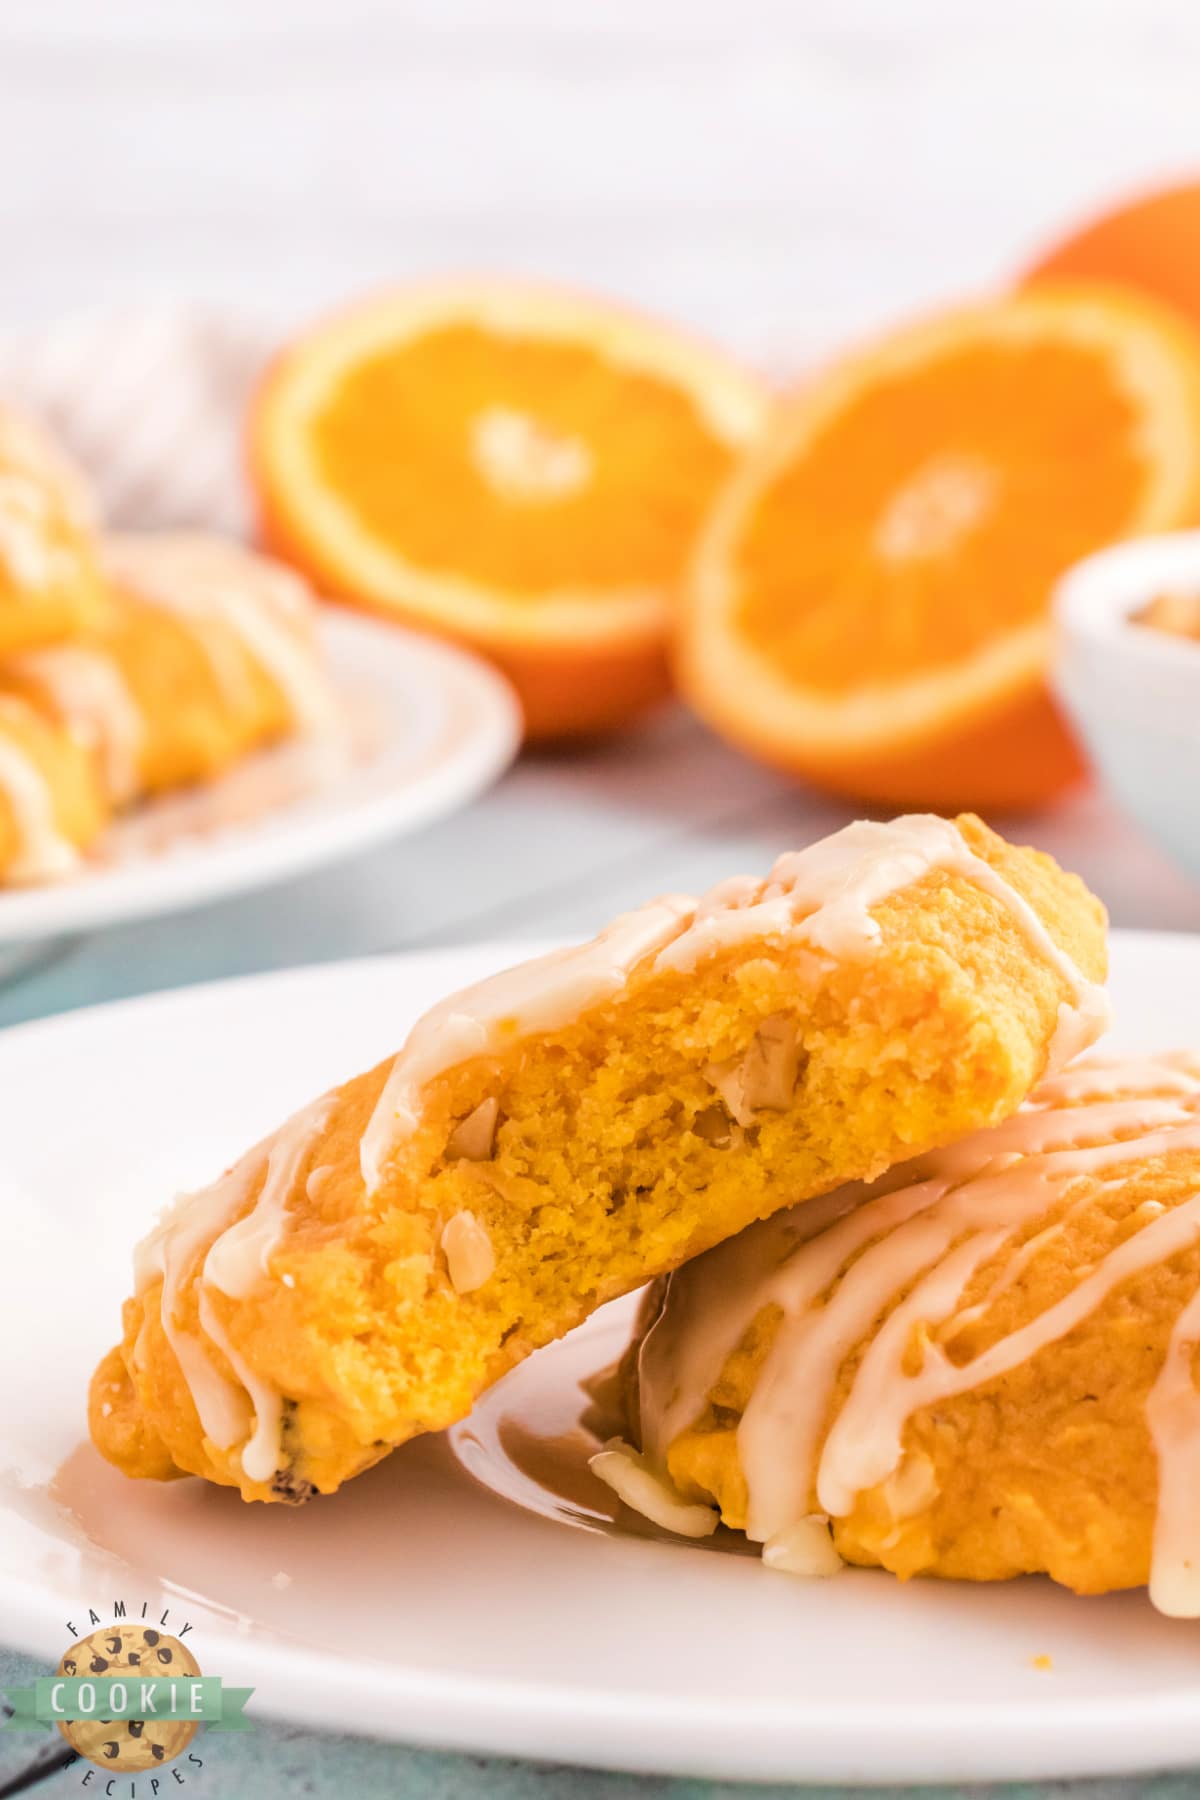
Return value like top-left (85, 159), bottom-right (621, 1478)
top-left (588, 1438), bottom-right (718, 1539)
top-left (702, 1014), bottom-right (801, 1127)
top-left (700, 1054), bottom-right (756, 1128)
top-left (440, 1209), bottom-right (496, 1294)
top-left (305, 1164), bottom-right (336, 1202)
top-left (762, 1516), bottom-right (844, 1577)
top-left (881, 1449), bottom-right (939, 1521)
top-left (1138, 590), bottom-right (1200, 641)
top-left (446, 1096), bottom-right (500, 1162)
top-left (740, 1014), bottom-right (801, 1112)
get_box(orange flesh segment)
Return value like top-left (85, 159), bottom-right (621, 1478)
top-left (735, 341), bottom-right (1146, 693)
top-left (309, 325), bottom-right (737, 596)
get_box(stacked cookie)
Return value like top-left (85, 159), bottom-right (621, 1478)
top-left (88, 813), bottom-right (1111, 1519)
top-left (626, 1050), bottom-right (1200, 1612)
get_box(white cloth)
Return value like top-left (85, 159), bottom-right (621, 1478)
top-left (0, 311), bottom-right (280, 539)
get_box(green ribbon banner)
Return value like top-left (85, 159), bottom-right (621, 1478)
top-left (2, 1676), bottom-right (254, 1732)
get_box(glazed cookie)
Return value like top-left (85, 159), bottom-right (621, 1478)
top-left (3, 533), bottom-right (336, 814)
top-left (622, 1052), bottom-right (1200, 1613)
top-left (0, 405), bottom-right (103, 654)
top-left (94, 532), bottom-right (335, 796)
top-left (90, 812), bottom-right (1107, 1501)
top-left (0, 692), bottom-right (107, 883)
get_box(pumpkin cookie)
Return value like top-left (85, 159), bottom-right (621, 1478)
top-left (0, 405), bottom-right (103, 655)
top-left (96, 533), bottom-right (335, 795)
top-left (90, 812), bottom-right (1107, 1501)
top-left (4, 533), bottom-right (336, 808)
top-left (0, 691), bottom-right (107, 883)
top-left (621, 1052), bottom-right (1200, 1612)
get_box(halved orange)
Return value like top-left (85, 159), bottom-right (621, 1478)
top-left (249, 280), bottom-right (768, 738)
top-left (679, 282), bottom-right (1200, 810)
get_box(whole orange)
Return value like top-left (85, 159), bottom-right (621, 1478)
top-left (1025, 181), bottom-right (1200, 328)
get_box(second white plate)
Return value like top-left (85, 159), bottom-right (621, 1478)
top-left (0, 612), bottom-right (521, 945)
top-left (2, 934), bottom-right (1200, 1783)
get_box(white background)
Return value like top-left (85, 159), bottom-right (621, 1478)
top-left (3, 0), bottom-right (1200, 361)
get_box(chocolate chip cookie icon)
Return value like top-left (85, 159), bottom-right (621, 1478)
top-left (56, 1626), bottom-right (200, 1772)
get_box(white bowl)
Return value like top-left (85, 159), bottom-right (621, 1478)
top-left (1055, 533), bottom-right (1200, 884)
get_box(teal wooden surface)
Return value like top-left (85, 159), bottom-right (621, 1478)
top-left (3, 1646), bottom-right (1197, 1800)
top-left (7, 1643), bottom-right (1200, 1800)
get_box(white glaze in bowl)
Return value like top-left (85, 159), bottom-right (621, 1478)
top-left (1055, 532), bottom-right (1200, 885)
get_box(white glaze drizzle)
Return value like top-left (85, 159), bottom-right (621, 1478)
top-left (1146, 1279), bottom-right (1200, 1616)
top-left (359, 815), bottom-right (1107, 1192)
top-left (12, 645), bottom-right (145, 804)
top-left (133, 1163), bottom-right (255, 1456)
top-left (0, 698), bottom-right (81, 881)
top-left (0, 408), bottom-right (94, 592)
top-left (762, 1516), bottom-right (843, 1577)
top-left (359, 896), bottom-right (697, 1189)
top-left (0, 406), bottom-right (95, 531)
top-left (104, 533), bottom-right (336, 734)
top-left (656, 814), bottom-right (1108, 1072)
top-left (134, 1095), bottom-right (333, 1483)
top-left (588, 1438), bottom-right (718, 1538)
top-left (819, 1171), bottom-right (1200, 1514)
top-left (636, 1053), bottom-right (1200, 1614)
top-left (0, 470), bottom-right (59, 590)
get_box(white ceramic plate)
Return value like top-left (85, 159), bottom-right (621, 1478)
top-left (0, 612), bottom-right (521, 946)
top-left (3, 934), bottom-right (1200, 1785)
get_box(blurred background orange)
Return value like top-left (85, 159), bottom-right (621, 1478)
top-left (1026, 181), bottom-right (1200, 329)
